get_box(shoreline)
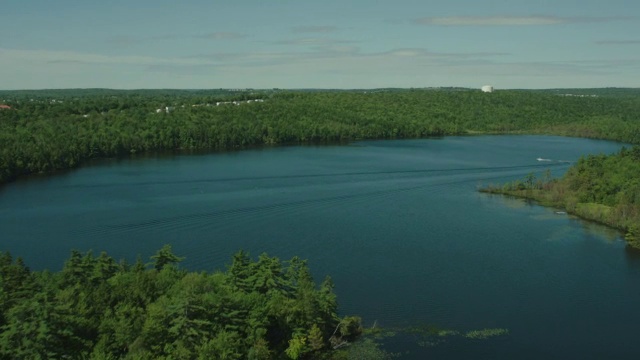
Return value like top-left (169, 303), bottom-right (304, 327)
top-left (479, 187), bottom-right (640, 249)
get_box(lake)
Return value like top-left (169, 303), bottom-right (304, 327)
top-left (1, 135), bottom-right (638, 359)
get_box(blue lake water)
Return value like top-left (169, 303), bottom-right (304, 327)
top-left (1, 135), bottom-right (638, 359)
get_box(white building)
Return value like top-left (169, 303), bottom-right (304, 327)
top-left (481, 85), bottom-right (494, 93)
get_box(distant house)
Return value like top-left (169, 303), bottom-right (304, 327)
top-left (0, 104), bottom-right (12, 110)
top-left (155, 107), bottom-right (174, 113)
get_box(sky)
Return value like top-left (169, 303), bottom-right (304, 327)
top-left (0, 0), bottom-right (638, 89)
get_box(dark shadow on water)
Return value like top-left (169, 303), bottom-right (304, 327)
top-left (624, 245), bottom-right (640, 262)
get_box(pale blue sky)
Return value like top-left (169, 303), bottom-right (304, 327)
top-left (1, 0), bottom-right (638, 89)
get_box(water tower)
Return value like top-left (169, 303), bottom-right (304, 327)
top-left (481, 85), bottom-right (493, 93)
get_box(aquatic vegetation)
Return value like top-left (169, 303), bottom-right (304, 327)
top-left (399, 324), bottom-right (508, 348)
top-left (463, 328), bottom-right (510, 339)
top-left (329, 338), bottom-right (400, 360)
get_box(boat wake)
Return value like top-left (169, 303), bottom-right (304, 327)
top-left (537, 158), bottom-right (571, 164)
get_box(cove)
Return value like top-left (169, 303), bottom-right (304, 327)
top-left (1, 135), bottom-right (639, 359)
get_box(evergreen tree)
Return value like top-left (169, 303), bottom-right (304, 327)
top-left (150, 244), bottom-right (185, 271)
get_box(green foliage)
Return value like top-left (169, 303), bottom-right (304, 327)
top-left (2, 88), bottom-right (640, 185)
top-left (626, 226), bottom-right (640, 249)
top-left (308, 323), bottom-right (325, 352)
top-left (196, 331), bottom-right (243, 360)
top-left (284, 334), bottom-right (307, 359)
top-left (481, 146), bottom-right (640, 248)
top-left (338, 316), bottom-right (364, 340)
top-left (0, 253), bottom-right (34, 326)
top-left (0, 248), bottom-right (351, 359)
top-left (150, 244), bottom-right (185, 271)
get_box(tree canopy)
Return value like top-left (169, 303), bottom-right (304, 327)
top-left (0, 247), bottom-right (363, 359)
top-left (2, 88), bottom-right (639, 185)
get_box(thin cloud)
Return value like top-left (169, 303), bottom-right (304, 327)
top-left (106, 34), bottom-right (182, 45)
top-left (185, 52), bottom-right (245, 62)
top-left (595, 39), bottom-right (640, 45)
top-left (4, 46), bottom-right (634, 89)
top-left (312, 45), bottom-right (360, 54)
top-left (197, 32), bottom-right (247, 40)
top-left (106, 32), bottom-right (247, 45)
top-left (186, 46), bottom-right (508, 70)
top-left (1, 45), bottom-right (509, 75)
top-left (557, 58), bottom-right (640, 69)
top-left (275, 37), bottom-right (355, 46)
top-left (381, 48), bottom-right (508, 59)
top-left (149, 34), bottom-right (182, 41)
top-left (414, 15), bottom-right (633, 26)
top-left (291, 26), bottom-right (338, 33)
top-left (0, 48), bottom-right (213, 67)
top-left (106, 35), bottom-right (139, 45)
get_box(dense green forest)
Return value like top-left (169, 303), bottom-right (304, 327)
top-left (0, 245), bottom-right (375, 359)
top-left (2, 88), bottom-right (640, 185)
top-left (481, 146), bottom-right (640, 248)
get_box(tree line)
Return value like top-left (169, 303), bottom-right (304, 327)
top-left (2, 88), bottom-right (640, 185)
top-left (0, 245), bottom-right (370, 359)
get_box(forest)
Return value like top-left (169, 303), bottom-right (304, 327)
top-left (2, 87), bottom-right (640, 357)
top-left (481, 146), bottom-right (640, 249)
top-left (0, 245), bottom-right (373, 359)
top-left (2, 88), bottom-right (640, 185)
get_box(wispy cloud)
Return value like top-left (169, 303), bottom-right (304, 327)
top-left (274, 37), bottom-right (355, 46)
top-left (416, 16), bottom-right (563, 26)
top-left (313, 45), bottom-right (360, 54)
top-left (106, 32), bottom-right (247, 46)
top-left (595, 39), bottom-right (640, 45)
top-left (106, 34), bottom-right (182, 46)
top-left (2, 46), bottom-right (635, 89)
top-left (291, 26), bottom-right (338, 33)
top-left (106, 35), bottom-right (139, 45)
top-left (378, 48), bottom-right (509, 60)
top-left (149, 34), bottom-right (182, 41)
top-left (197, 32), bottom-right (247, 40)
top-left (414, 15), bottom-right (633, 26)
top-left (0, 48), bottom-right (212, 67)
top-left (186, 46), bottom-right (507, 70)
top-left (557, 59), bottom-right (640, 69)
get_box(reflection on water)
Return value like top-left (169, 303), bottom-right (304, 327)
top-left (487, 194), bottom-right (530, 210)
top-left (492, 193), bottom-right (624, 244)
top-left (624, 245), bottom-right (640, 264)
top-left (545, 225), bottom-right (576, 243)
top-left (579, 221), bottom-right (623, 243)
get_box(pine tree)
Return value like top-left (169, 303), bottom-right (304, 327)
top-left (150, 245), bottom-right (184, 271)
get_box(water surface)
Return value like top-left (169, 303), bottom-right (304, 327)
top-left (1, 135), bottom-right (638, 359)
